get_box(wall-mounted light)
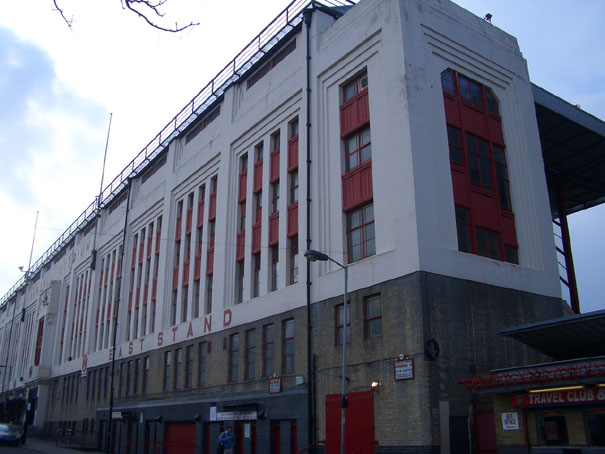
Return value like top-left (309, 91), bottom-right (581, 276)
top-left (371, 381), bottom-right (382, 390)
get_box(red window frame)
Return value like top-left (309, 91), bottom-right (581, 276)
top-left (346, 203), bottom-right (375, 263)
top-left (229, 333), bottom-right (239, 382)
top-left (185, 345), bottom-right (194, 388)
top-left (344, 126), bottom-right (371, 173)
top-left (163, 351), bottom-right (172, 391)
top-left (270, 245), bottom-right (279, 291)
top-left (282, 319), bottom-right (294, 374)
top-left (174, 348), bottom-right (182, 390)
top-left (364, 294), bottom-right (382, 339)
top-left (262, 324), bottom-right (275, 377)
top-left (245, 329), bottom-right (256, 380)
top-left (343, 72), bottom-right (368, 103)
top-left (198, 341), bottom-right (208, 386)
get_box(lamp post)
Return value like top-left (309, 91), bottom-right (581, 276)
top-left (304, 250), bottom-right (348, 454)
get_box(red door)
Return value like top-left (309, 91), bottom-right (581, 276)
top-left (326, 391), bottom-right (375, 454)
top-left (473, 396), bottom-right (497, 454)
top-left (165, 423), bottom-right (196, 454)
top-left (272, 422), bottom-right (281, 454)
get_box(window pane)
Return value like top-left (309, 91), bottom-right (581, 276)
top-left (360, 144), bottom-right (372, 163)
top-left (470, 82), bottom-right (482, 105)
top-left (361, 128), bottom-right (371, 146)
top-left (459, 76), bottom-right (470, 100)
top-left (441, 70), bottom-right (456, 95)
top-left (485, 87), bottom-right (499, 115)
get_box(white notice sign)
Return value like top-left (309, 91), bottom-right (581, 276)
top-left (502, 412), bottom-right (519, 430)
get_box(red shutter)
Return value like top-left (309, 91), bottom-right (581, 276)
top-left (270, 149), bottom-right (280, 183)
top-left (287, 203), bottom-right (298, 237)
top-left (236, 231), bottom-right (245, 262)
top-left (194, 255), bottom-right (201, 281)
top-left (172, 266), bottom-right (179, 291)
top-left (340, 90), bottom-right (370, 138)
top-left (183, 261), bottom-right (190, 285)
top-left (206, 250), bottom-right (214, 275)
top-left (269, 212), bottom-right (279, 246)
top-left (208, 193), bottom-right (217, 221)
top-left (342, 163), bottom-right (373, 212)
top-left (175, 216), bottom-right (182, 242)
top-left (239, 172), bottom-right (248, 202)
top-left (252, 223), bottom-right (261, 254)
top-left (288, 136), bottom-right (299, 172)
top-left (253, 160), bottom-right (263, 193)
top-left (34, 317), bottom-right (45, 366)
top-left (186, 207), bottom-right (193, 235)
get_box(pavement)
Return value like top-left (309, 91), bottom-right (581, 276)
top-left (12, 438), bottom-right (103, 454)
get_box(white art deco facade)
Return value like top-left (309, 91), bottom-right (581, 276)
top-left (0, 0), bottom-right (572, 452)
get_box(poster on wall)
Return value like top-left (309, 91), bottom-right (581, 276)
top-left (502, 412), bottom-right (519, 430)
top-left (393, 355), bottom-right (414, 381)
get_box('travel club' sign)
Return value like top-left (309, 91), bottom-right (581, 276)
top-left (512, 388), bottom-right (605, 407)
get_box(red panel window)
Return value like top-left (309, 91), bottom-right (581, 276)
top-left (269, 212), bottom-right (279, 246)
top-left (175, 215), bottom-right (182, 242)
top-left (236, 231), bottom-right (245, 262)
top-left (253, 160), bottom-right (263, 193)
top-left (239, 171), bottom-right (248, 202)
top-left (288, 136), bottom-right (298, 172)
top-left (287, 203), bottom-right (298, 238)
top-left (139, 236), bottom-right (145, 264)
top-left (340, 72), bottom-right (370, 138)
top-left (270, 149), bottom-right (280, 183)
top-left (442, 69), bottom-right (517, 264)
top-left (131, 242), bottom-right (137, 270)
top-left (342, 163), bottom-right (373, 212)
top-left (208, 192), bottom-right (217, 221)
top-left (172, 266), bottom-right (179, 291)
top-left (186, 206), bottom-right (193, 235)
top-left (182, 261), bottom-right (190, 285)
top-left (347, 203), bottom-right (375, 263)
top-left (252, 223), bottom-right (261, 254)
top-left (194, 255), bottom-right (201, 281)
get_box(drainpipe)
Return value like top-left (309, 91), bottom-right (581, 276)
top-left (304, 4), bottom-right (315, 451)
top-left (107, 178), bottom-right (132, 453)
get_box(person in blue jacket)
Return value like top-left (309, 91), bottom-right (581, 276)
top-left (218, 426), bottom-right (235, 454)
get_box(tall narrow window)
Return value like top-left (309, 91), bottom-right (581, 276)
top-left (229, 333), bottom-right (239, 382)
top-left (347, 204), bottom-right (375, 263)
top-left (441, 69), bottom-right (517, 264)
top-left (262, 324), bottom-right (275, 376)
top-left (236, 262), bottom-right (245, 304)
top-left (198, 341), bottom-right (208, 386)
top-left (185, 345), bottom-right (193, 388)
top-left (364, 295), bottom-right (382, 339)
top-left (252, 253), bottom-right (261, 298)
top-left (282, 319), bottom-right (294, 374)
top-left (245, 329), bottom-right (256, 380)
top-left (163, 351), bottom-right (172, 391)
top-left (270, 245), bottom-right (279, 291)
top-left (142, 357), bottom-right (149, 394)
top-left (174, 348), bottom-right (182, 390)
top-left (288, 236), bottom-right (298, 285)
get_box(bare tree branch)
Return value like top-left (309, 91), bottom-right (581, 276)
top-left (122, 0), bottom-right (198, 33)
top-left (51, 0), bottom-right (198, 33)
top-left (52, 0), bottom-right (74, 30)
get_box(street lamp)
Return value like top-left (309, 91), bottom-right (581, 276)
top-left (304, 249), bottom-right (348, 454)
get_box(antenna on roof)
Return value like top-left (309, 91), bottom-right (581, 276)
top-left (90, 113), bottom-right (113, 270)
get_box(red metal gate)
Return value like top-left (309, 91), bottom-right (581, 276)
top-left (165, 423), bottom-right (196, 454)
top-left (326, 391), bottom-right (376, 454)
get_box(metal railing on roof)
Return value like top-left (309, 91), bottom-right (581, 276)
top-left (0, 0), bottom-right (356, 308)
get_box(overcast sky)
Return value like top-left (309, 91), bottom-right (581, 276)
top-left (0, 0), bottom-right (603, 313)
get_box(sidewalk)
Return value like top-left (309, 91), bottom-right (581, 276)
top-left (22, 438), bottom-right (103, 454)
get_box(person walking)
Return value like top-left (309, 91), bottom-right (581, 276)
top-left (218, 426), bottom-right (235, 454)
